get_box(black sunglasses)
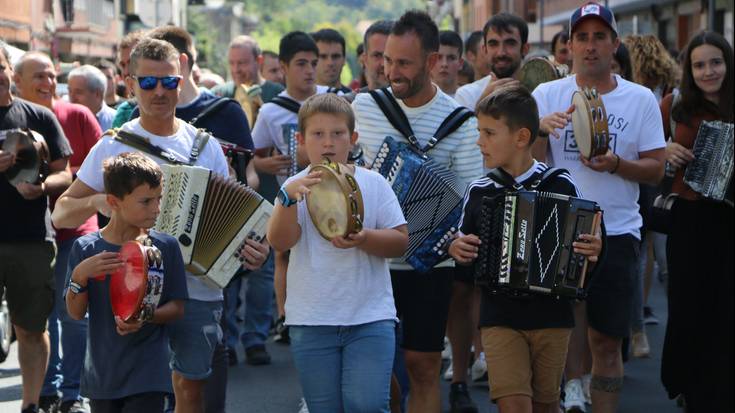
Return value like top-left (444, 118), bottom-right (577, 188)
top-left (132, 75), bottom-right (182, 90)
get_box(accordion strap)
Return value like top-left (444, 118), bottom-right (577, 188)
top-left (488, 166), bottom-right (570, 192)
top-left (270, 96), bottom-right (301, 114)
top-left (112, 129), bottom-right (186, 165)
top-left (189, 97), bottom-right (238, 127)
top-left (368, 88), bottom-right (474, 154)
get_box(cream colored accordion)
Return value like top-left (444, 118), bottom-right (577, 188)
top-left (154, 164), bottom-right (273, 288)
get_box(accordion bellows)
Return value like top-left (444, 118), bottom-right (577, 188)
top-left (684, 120), bottom-right (734, 206)
top-left (371, 136), bottom-right (464, 273)
top-left (475, 191), bottom-right (600, 300)
top-left (155, 164), bottom-right (273, 288)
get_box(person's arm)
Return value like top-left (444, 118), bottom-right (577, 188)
top-left (331, 224), bottom-right (409, 258)
top-left (582, 148), bottom-right (665, 186)
top-left (267, 170), bottom-right (322, 252)
top-left (274, 250), bottom-right (289, 318)
top-left (66, 250), bottom-right (124, 320)
top-left (52, 179), bottom-right (108, 229)
top-left (245, 160), bottom-right (260, 191)
top-left (114, 299), bottom-right (185, 336)
top-left (449, 233), bottom-right (481, 265)
top-left (15, 157), bottom-right (72, 200)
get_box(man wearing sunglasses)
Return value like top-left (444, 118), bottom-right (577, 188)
top-left (52, 38), bottom-right (269, 413)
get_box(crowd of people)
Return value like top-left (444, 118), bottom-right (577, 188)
top-left (0, 1), bottom-right (732, 413)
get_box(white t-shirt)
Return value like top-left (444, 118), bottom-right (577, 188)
top-left (284, 166), bottom-right (406, 326)
top-left (352, 87), bottom-right (483, 269)
top-left (532, 74), bottom-right (666, 239)
top-left (454, 75), bottom-right (492, 110)
top-left (76, 117), bottom-right (230, 301)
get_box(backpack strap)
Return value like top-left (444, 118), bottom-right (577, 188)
top-left (111, 129), bottom-right (186, 165)
top-left (270, 96), bottom-right (301, 114)
top-left (189, 97), bottom-right (238, 127)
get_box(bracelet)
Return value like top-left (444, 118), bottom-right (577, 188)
top-left (609, 154), bottom-right (621, 174)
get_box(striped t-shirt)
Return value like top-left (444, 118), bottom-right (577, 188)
top-left (352, 87), bottom-right (484, 270)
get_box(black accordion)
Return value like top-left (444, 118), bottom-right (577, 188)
top-left (474, 191), bottom-right (601, 300)
top-left (683, 120), bottom-right (734, 207)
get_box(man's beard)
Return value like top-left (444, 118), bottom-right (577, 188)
top-left (390, 71), bottom-right (426, 99)
top-left (491, 57), bottom-right (521, 79)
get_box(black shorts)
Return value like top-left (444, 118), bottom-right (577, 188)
top-left (391, 267), bottom-right (454, 352)
top-left (90, 392), bottom-right (166, 413)
top-left (586, 234), bottom-right (640, 338)
top-left (453, 263), bottom-right (475, 284)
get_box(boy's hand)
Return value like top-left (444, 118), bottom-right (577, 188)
top-left (573, 212), bottom-right (603, 262)
top-left (257, 154), bottom-right (293, 176)
top-left (539, 105), bottom-right (575, 138)
top-left (74, 251), bottom-right (124, 282)
top-left (580, 150), bottom-right (618, 173)
top-left (15, 182), bottom-right (44, 200)
top-left (449, 234), bottom-right (481, 264)
top-left (331, 230), bottom-right (367, 249)
top-left (666, 141), bottom-right (694, 170)
top-left (284, 170), bottom-right (322, 202)
top-left (114, 315), bottom-right (144, 336)
top-left (0, 150), bottom-right (15, 173)
top-left (239, 237), bottom-right (270, 270)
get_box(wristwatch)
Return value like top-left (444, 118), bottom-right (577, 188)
top-left (68, 280), bottom-right (88, 295)
top-left (277, 186), bottom-right (297, 207)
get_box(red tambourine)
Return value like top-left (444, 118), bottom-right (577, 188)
top-left (109, 241), bottom-right (149, 322)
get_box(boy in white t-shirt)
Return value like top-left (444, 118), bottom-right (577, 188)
top-left (268, 94), bottom-right (408, 413)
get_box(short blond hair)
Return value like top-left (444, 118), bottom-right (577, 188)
top-left (297, 93), bottom-right (355, 135)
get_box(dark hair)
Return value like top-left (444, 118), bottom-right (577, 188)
top-left (364, 20), bottom-right (394, 51)
top-left (356, 43), bottom-right (364, 57)
top-left (103, 152), bottom-right (162, 198)
top-left (94, 59), bottom-right (117, 73)
top-left (279, 31), bottom-right (319, 64)
top-left (476, 85), bottom-right (539, 144)
top-left (262, 50), bottom-right (278, 60)
top-left (483, 13), bottom-right (529, 46)
top-left (612, 42), bottom-right (633, 81)
top-left (298, 93), bottom-right (355, 135)
top-left (119, 30), bottom-right (147, 51)
top-left (465, 31), bottom-right (483, 56)
top-left (147, 26), bottom-right (195, 70)
top-left (551, 31), bottom-right (569, 54)
top-left (458, 59), bottom-right (475, 83)
top-left (392, 10), bottom-right (439, 53)
top-left (129, 38), bottom-right (181, 76)
top-left (439, 30), bottom-right (463, 58)
top-left (311, 28), bottom-right (346, 57)
top-left (674, 31), bottom-right (734, 125)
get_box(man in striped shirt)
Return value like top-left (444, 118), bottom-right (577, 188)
top-left (352, 10), bottom-right (483, 413)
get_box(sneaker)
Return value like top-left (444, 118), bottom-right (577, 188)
top-left (443, 360), bottom-right (454, 381)
top-left (632, 331), bottom-right (651, 358)
top-left (297, 398), bottom-right (309, 413)
top-left (245, 344), bottom-right (272, 365)
top-left (58, 399), bottom-right (88, 413)
top-left (582, 374), bottom-right (591, 405)
top-left (227, 346), bottom-right (238, 366)
top-left (449, 382), bottom-right (479, 413)
top-left (643, 306), bottom-right (660, 325)
top-left (441, 337), bottom-right (452, 360)
top-left (273, 316), bottom-right (290, 344)
top-left (470, 352), bottom-right (488, 382)
top-left (563, 379), bottom-right (587, 412)
top-left (21, 405), bottom-right (39, 413)
top-left (38, 395), bottom-right (60, 413)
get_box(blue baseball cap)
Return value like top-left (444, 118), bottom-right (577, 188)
top-left (569, 2), bottom-right (618, 36)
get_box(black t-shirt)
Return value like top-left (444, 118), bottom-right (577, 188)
top-left (459, 161), bottom-right (581, 330)
top-left (0, 98), bottom-right (72, 242)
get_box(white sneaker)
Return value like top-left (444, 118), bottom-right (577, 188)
top-left (297, 398), bottom-right (309, 413)
top-left (563, 378), bottom-right (587, 412)
top-left (441, 337), bottom-right (452, 360)
top-left (582, 374), bottom-right (591, 405)
top-left (443, 360), bottom-right (454, 381)
top-left (471, 352), bottom-right (488, 382)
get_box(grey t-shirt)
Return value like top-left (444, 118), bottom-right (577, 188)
top-left (69, 230), bottom-right (188, 399)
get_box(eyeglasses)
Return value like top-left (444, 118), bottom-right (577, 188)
top-left (132, 75), bottom-right (182, 90)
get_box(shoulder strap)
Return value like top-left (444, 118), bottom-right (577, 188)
top-left (112, 129), bottom-right (185, 165)
top-left (427, 106), bottom-right (474, 151)
top-left (670, 90), bottom-right (681, 140)
top-left (529, 167), bottom-right (569, 190)
top-left (368, 88), bottom-right (416, 147)
top-left (270, 96), bottom-right (301, 114)
top-left (487, 168), bottom-right (524, 191)
top-left (187, 129), bottom-right (211, 165)
top-left (189, 97), bottom-right (238, 127)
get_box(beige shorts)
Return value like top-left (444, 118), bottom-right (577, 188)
top-left (482, 326), bottom-right (571, 403)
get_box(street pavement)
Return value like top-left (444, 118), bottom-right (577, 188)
top-left (0, 278), bottom-right (681, 412)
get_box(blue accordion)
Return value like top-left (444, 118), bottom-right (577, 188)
top-left (371, 136), bottom-right (465, 273)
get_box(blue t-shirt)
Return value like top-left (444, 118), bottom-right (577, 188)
top-left (68, 230), bottom-right (188, 399)
top-left (130, 89), bottom-right (253, 149)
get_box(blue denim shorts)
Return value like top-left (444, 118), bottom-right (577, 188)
top-left (167, 299), bottom-right (223, 380)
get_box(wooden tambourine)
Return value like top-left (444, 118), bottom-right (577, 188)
top-left (571, 87), bottom-right (610, 158)
top-left (0, 128), bottom-right (50, 186)
top-left (109, 237), bottom-right (163, 322)
top-left (518, 58), bottom-right (562, 93)
top-left (306, 158), bottom-right (364, 240)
